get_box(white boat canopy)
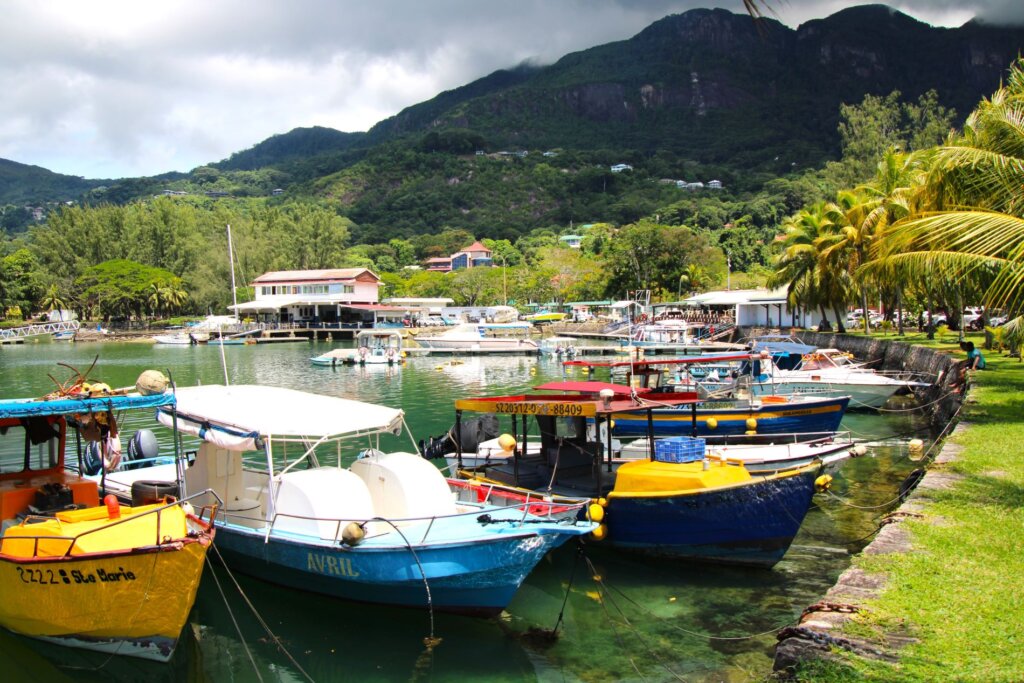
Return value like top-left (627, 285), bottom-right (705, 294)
top-left (157, 384), bottom-right (405, 452)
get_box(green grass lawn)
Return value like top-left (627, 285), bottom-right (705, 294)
top-left (794, 343), bottom-right (1024, 682)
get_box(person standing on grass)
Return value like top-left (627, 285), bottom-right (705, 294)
top-left (960, 341), bottom-right (986, 370)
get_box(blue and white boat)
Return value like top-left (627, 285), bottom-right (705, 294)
top-left (447, 391), bottom-right (829, 568)
top-left (552, 353), bottom-right (850, 441)
top-left (156, 384), bottom-right (594, 615)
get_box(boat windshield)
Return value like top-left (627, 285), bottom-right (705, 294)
top-left (0, 417), bottom-right (62, 476)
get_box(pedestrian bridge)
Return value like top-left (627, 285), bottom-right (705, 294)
top-left (0, 320), bottom-right (80, 343)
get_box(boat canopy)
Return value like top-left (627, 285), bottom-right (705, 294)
top-left (157, 385), bottom-right (404, 452)
top-left (0, 392), bottom-right (175, 420)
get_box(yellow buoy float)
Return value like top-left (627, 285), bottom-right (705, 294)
top-left (588, 503), bottom-right (605, 523)
top-left (706, 417), bottom-right (718, 430)
top-left (591, 524), bottom-right (608, 541)
top-left (745, 418), bottom-right (758, 431)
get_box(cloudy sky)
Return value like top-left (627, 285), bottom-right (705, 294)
top-left (2, 0), bottom-right (1021, 180)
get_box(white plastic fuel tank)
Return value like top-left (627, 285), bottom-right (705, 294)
top-left (350, 451), bottom-right (456, 520)
top-left (273, 467), bottom-right (374, 540)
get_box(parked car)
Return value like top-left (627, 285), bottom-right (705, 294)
top-left (963, 307), bottom-right (984, 330)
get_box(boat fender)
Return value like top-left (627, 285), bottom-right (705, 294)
top-left (342, 522), bottom-right (365, 546)
top-left (498, 434), bottom-right (517, 452)
top-left (706, 418), bottom-right (718, 430)
top-left (851, 444), bottom-right (868, 457)
top-left (591, 524), bottom-right (607, 541)
top-left (745, 418), bottom-right (758, 431)
top-left (588, 503), bottom-right (605, 523)
top-left (104, 413), bottom-right (123, 473)
top-left (597, 497), bottom-right (608, 508)
top-left (814, 474), bottom-right (833, 492)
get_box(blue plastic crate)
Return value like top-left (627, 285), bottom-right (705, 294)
top-left (653, 436), bottom-right (706, 463)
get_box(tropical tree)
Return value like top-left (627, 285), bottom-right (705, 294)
top-left (40, 283), bottom-right (67, 314)
top-left (866, 58), bottom-right (1024, 332)
top-left (677, 264), bottom-right (710, 299)
top-left (768, 202), bottom-right (853, 332)
top-left (147, 283), bottom-right (165, 319)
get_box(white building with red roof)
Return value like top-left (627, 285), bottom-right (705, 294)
top-left (230, 268), bottom-right (414, 326)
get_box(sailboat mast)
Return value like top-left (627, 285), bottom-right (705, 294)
top-left (226, 224), bottom-right (239, 314)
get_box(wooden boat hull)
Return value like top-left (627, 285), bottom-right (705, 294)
top-left (210, 521), bottom-right (574, 616)
top-left (608, 396), bottom-right (849, 440)
top-left (604, 465), bottom-right (820, 567)
top-left (0, 536), bottom-right (210, 661)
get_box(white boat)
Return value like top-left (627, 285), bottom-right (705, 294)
top-left (538, 336), bottom-right (579, 357)
top-left (152, 330), bottom-right (209, 345)
top-left (414, 323), bottom-right (539, 353)
top-left (622, 319), bottom-right (713, 348)
top-left (147, 384), bottom-right (595, 614)
top-left (312, 330), bottom-right (404, 366)
top-left (743, 349), bottom-right (930, 409)
top-left (443, 431), bottom-right (858, 474)
top-left (619, 434), bottom-right (861, 472)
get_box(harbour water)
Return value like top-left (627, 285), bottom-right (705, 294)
top-left (0, 341), bottom-right (932, 682)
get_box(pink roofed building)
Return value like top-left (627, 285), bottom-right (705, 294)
top-left (425, 240), bottom-right (494, 272)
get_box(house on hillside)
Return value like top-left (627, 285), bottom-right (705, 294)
top-left (423, 240), bottom-right (494, 272)
top-left (610, 163), bottom-right (633, 173)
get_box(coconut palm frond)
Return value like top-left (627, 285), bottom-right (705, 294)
top-left (883, 211), bottom-right (1024, 260)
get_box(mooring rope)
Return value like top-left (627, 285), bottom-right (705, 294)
top-left (552, 542), bottom-right (584, 635)
top-left (583, 555), bottom-right (687, 682)
top-left (372, 517), bottom-right (438, 643)
top-left (205, 554), bottom-right (264, 683)
top-left (211, 543), bottom-right (315, 682)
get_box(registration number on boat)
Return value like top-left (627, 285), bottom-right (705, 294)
top-left (493, 402), bottom-right (586, 417)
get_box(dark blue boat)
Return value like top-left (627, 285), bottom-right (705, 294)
top-left (603, 460), bottom-right (822, 566)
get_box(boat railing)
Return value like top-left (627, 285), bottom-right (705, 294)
top-left (262, 495), bottom-right (589, 545)
top-left (9, 489), bottom-right (221, 559)
top-left (709, 430), bottom-right (856, 446)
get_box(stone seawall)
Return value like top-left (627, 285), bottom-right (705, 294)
top-left (739, 329), bottom-right (969, 677)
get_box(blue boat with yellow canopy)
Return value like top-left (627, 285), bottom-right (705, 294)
top-left (449, 385), bottom-right (831, 567)
top-left (0, 380), bottom-right (216, 661)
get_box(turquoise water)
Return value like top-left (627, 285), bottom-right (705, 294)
top-left (0, 341), bottom-right (931, 682)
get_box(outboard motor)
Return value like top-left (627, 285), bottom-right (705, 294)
top-left (123, 429), bottom-right (159, 470)
top-left (419, 414), bottom-right (500, 459)
top-left (82, 441), bottom-right (104, 476)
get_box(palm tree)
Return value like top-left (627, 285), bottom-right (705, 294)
top-left (677, 264), bottom-right (709, 299)
top-left (164, 284), bottom-right (188, 316)
top-left (147, 283), bottom-right (164, 319)
top-left (825, 148), bottom-right (925, 334)
top-left (867, 59), bottom-right (1024, 330)
top-left (769, 202), bottom-right (853, 332)
top-left (40, 283), bottom-right (67, 314)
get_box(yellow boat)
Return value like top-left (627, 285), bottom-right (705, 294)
top-left (0, 385), bottom-right (216, 661)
